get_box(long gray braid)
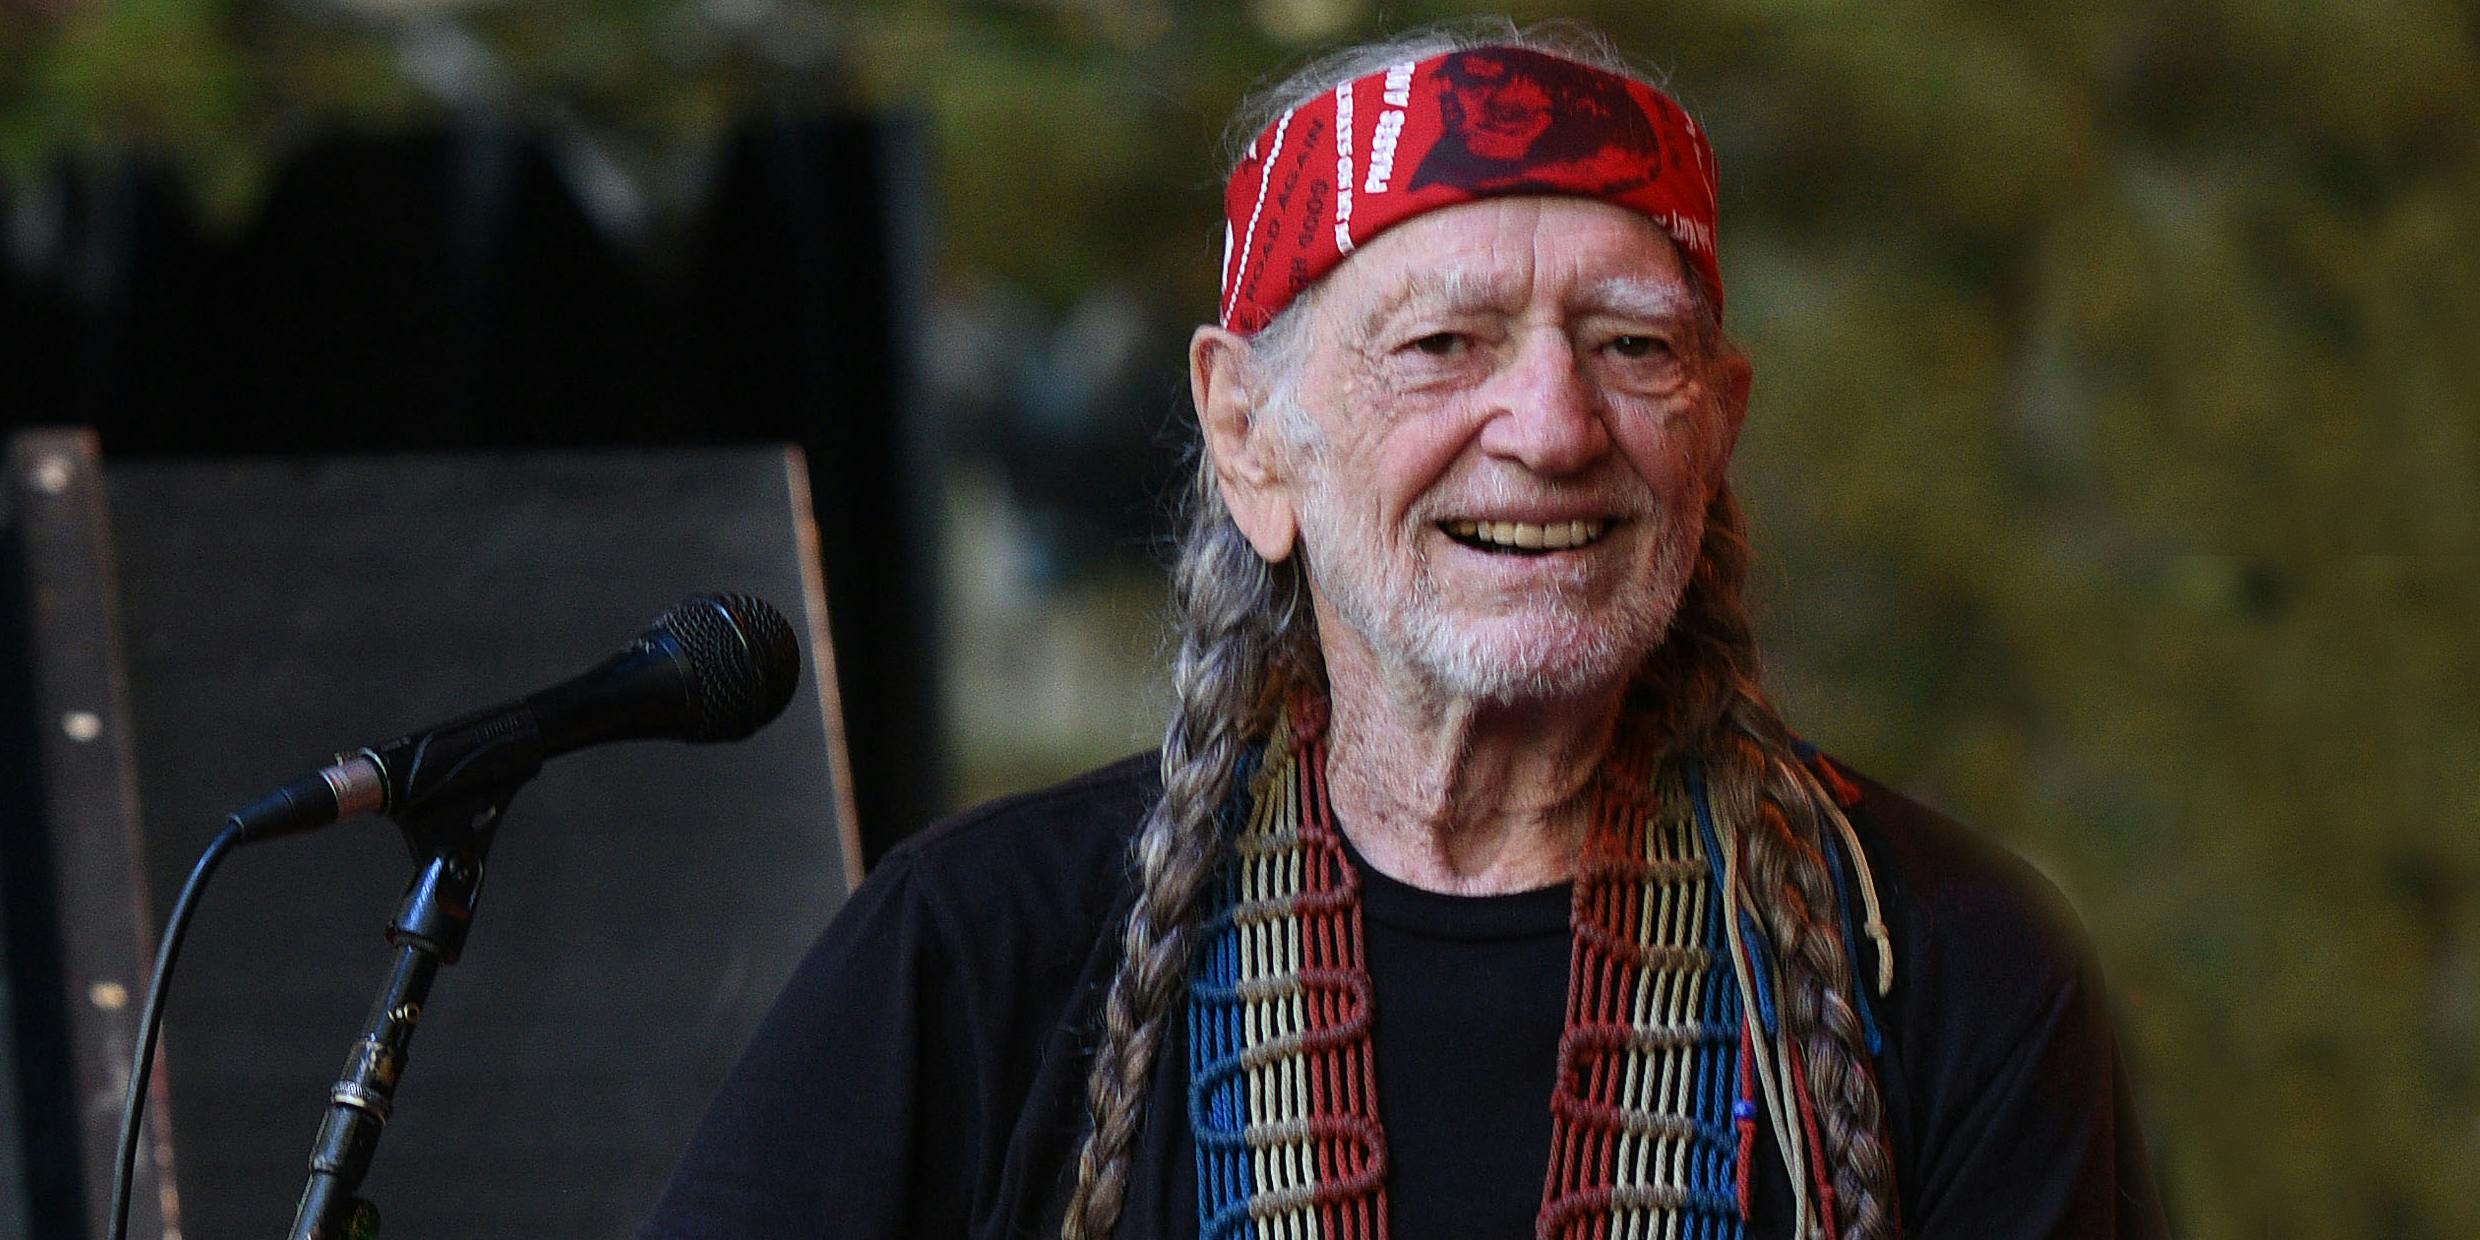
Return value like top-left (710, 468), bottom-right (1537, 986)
top-left (1058, 433), bottom-right (1315, 1239)
top-left (1638, 484), bottom-right (1898, 1239)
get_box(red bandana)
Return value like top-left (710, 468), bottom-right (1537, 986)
top-left (1218, 45), bottom-right (1723, 333)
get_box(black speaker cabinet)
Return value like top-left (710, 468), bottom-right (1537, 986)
top-left (0, 430), bottom-right (858, 1239)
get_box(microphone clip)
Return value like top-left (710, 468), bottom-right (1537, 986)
top-left (386, 786), bottom-right (513, 966)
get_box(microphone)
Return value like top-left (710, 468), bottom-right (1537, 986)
top-left (229, 592), bottom-right (801, 843)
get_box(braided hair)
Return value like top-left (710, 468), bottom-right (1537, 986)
top-left (1642, 484), bottom-right (1900, 1239)
top-left (1059, 387), bottom-right (1319, 1239)
top-left (1063, 19), bottom-right (1896, 1240)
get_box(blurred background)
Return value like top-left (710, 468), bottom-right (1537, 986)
top-left (4, 0), bottom-right (2475, 1237)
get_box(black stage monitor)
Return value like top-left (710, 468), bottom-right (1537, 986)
top-left (0, 430), bottom-right (857, 1239)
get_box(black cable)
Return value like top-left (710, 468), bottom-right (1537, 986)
top-left (108, 819), bottom-right (244, 1240)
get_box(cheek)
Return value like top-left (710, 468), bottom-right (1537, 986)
top-left (1611, 399), bottom-right (1727, 497)
top-left (1383, 418), bottom-right (1481, 505)
top-left (1338, 380), bottom-right (1479, 519)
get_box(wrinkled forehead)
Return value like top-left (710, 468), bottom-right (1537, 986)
top-left (1302, 199), bottom-right (1707, 335)
top-left (1369, 269), bottom-right (1697, 324)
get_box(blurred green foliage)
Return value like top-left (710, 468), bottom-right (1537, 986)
top-left (7, 0), bottom-right (2477, 1235)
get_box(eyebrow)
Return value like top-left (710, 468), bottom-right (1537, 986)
top-left (1356, 268), bottom-right (1518, 338)
top-left (1576, 275), bottom-right (1695, 323)
top-left (1357, 268), bottom-right (1702, 340)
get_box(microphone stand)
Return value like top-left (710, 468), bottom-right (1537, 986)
top-left (285, 788), bottom-right (514, 1240)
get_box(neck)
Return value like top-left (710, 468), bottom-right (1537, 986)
top-left (1314, 626), bottom-right (1627, 896)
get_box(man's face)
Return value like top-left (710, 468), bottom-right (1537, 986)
top-left (1265, 196), bottom-right (1745, 707)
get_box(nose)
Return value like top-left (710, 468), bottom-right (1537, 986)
top-left (1476, 328), bottom-right (1610, 476)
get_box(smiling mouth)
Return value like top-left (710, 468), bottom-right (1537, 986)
top-left (1442, 518), bottom-right (1613, 554)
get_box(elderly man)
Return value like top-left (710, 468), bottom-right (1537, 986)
top-left (643, 23), bottom-right (2165, 1240)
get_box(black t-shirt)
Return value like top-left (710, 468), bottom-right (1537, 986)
top-left (1352, 839), bottom-right (1573, 1240)
top-left (640, 753), bottom-right (2167, 1239)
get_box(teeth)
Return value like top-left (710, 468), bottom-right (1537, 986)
top-left (1445, 518), bottom-right (1609, 550)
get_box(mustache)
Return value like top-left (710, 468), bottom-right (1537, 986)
top-left (1407, 470), bottom-right (1658, 524)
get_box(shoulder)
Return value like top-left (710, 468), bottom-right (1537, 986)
top-left (863, 750), bottom-right (1160, 973)
top-left (640, 754), bottom-right (1163, 1239)
top-left (1827, 759), bottom-right (2095, 1016)
top-left (1821, 758), bottom-right (2136, 1134)
top-left (1816, 761), bottom-right (2168, 1234)
top-left (896, 749), bottom-right (1161, 868)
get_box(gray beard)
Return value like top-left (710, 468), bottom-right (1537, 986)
top-left (1293, 461), bottom-right (1703, 708)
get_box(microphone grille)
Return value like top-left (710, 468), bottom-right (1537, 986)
top-left (651, 592), bottom-right (802, 741)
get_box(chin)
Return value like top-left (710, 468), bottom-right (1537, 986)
top-left (1401, 594), bottom-right (1677, 707)
top-left (1304, 497), bottom-right (1707, 710)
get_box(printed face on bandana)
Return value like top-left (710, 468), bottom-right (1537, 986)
top-left (1409, 50), bottom-right (1668, 202)
top-left (1444, 55), bottom-right (1555, 160)
top-left (1266, 197), bottom-right (1745, 706)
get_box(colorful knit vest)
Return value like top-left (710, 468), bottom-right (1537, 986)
top-left (1184, 698), bottom-right (1879, 1240)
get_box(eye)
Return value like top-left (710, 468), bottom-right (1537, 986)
top-left (1606, 334), bottom-right (1676, 361)
top-left (1409, 331), bottom-right (1469, 357)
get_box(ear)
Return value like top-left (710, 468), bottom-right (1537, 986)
top-left (1191, 325), bottom-right (1299, 563)
top-left (1709, 347), bottom-right (1753, 467)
